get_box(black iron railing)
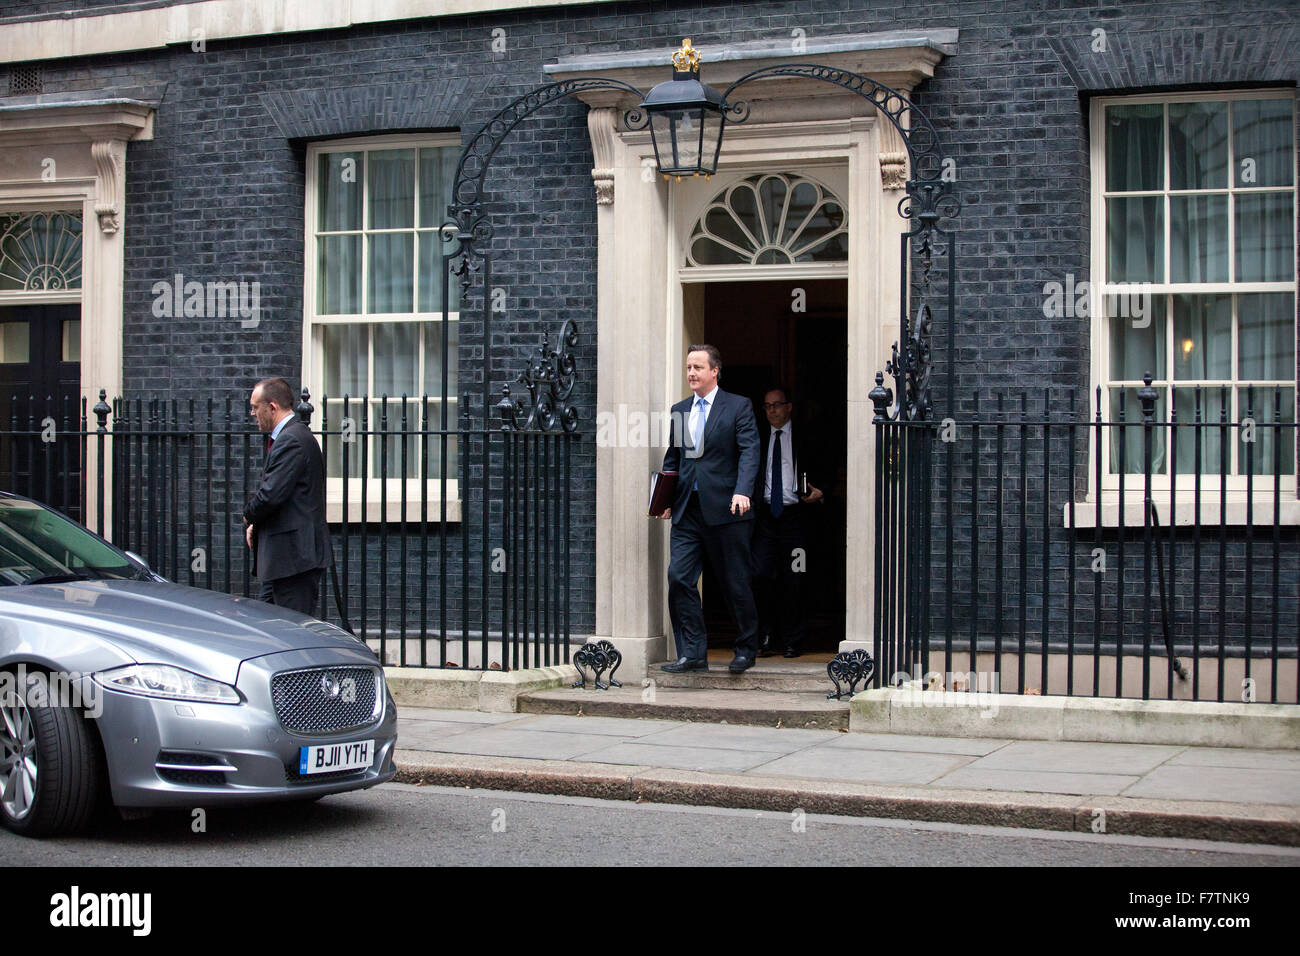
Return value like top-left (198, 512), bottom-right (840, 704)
top-left (0, 390), bottom-right (576, 672)
top-left (875, 374), bottom-right (1300, 704)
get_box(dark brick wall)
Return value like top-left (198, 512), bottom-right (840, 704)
top-left (4, 0), bottom-right (1298, 646)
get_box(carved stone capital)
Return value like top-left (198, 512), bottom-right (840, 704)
top-left (587, 107), bottom-right (617, 206)
top-left (880, 151), bottom-right (908, 190)
top-left (91, 139), bottom-right (126, 234)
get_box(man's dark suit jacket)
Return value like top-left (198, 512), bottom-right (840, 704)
top-left (662, 388), bottom-right (759, 526)
top-left (753, 421), bottom-right (824, 506)
top-left (243, 417), bottom-right (331, 582)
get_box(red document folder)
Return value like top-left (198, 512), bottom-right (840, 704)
top-left (648, 471), bottom-right (678, 516)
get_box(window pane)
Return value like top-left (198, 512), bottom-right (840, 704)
top-left (1106, 104), bottom-right (1163, 192)
top-left (419, 147), bottom-right (458, 229)
top-left (1106, 196), bottom-right (1164, 282)
top-left (1169, 101), bottom-right (1227, 189)
top-left (422, 320), bottom-right (459, 400)
top-left (1239, 387), bottom-right (1295, 476)
top-left (367, 233), bottom-right (414, 314)
top-left (367, 149), bottom-right (416, 230)
top-left (0, 321), bottom-right (29, 363)
top-left (1170, 194), bottom-right (1229, 282)
top-left (1108, 387), bottom-right (1167, 474)
top-left (62, 318), bottom-right (80, 363)
top-left (1173, 294), bottom-right (1232, 380)
top-left (1235, 193), bottom-right (1295, 282)
top-left (424, 407), bottom-right (458, 479)
top-left (321, 323), bottom-right (367, 398)
top-left (372, 322), bottom-right (419, 398)
top-left (369, 401), bottom-right (420, 479)
top-left (1238, 292), bottom-right (1296, 380)
top-left (1233, 99), bottom-right (1295, 188)
top-left (317, 152), bottom-right (363, 232)
top-left (705, 205), bottom-right (754, 252)
top-left (317, 235), bottom-right (362, 314)
top-left (323, 399), bottom-right (363, 479)
top-left (1173, 387), bottom-right (1227, 475)
top-left (1108, 294), bottom-right (1166, 381)
top-left (417, 231), bottom-right (462, 314)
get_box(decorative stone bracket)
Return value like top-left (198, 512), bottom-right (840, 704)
top-left (91, 139), bottom-right (126, 233)
top-left (587, 107), bottom-right (617, 205)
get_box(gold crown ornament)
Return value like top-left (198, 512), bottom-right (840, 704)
top-left (672, 38), bottom-right (702, 73)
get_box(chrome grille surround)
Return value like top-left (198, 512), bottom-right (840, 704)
top-left (270, 666), bottom-right (382, 735)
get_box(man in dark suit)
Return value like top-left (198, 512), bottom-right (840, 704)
top-left (751, 387), bottom-right (824, 659)
top-left (655, 345), bottom-right (761, 674)
top-left (243, 377), bottom-right (331, 615)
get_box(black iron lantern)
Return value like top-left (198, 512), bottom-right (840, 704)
top-left (641, 39), bottom-right (728, 181)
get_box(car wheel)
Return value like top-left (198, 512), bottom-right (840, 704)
top-left (0, 670), bottom-right (100, 837)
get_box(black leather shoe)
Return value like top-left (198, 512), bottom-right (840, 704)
top-left (757, 639), bottom-right (777, 658)
top-left (662, 657), bottom-right (709, 673)
top-left (783, 648), bottom-right (801, 659)
top-left (728, 655), bottom-right (755, 673)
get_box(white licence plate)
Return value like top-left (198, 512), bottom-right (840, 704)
top-left (298, 739), bottom-right (373, 775)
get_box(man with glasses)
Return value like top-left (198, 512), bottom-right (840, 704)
top-left (752, 387), bottom-right (823, 658)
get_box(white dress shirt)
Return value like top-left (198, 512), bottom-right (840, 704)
top-left (764, 423), bottom-right (799, 506)
top-left (688, 384), bottom-right (718, 450)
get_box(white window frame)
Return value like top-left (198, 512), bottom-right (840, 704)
top-left (302, 133), bottom-right (462, 522)
top-left (1081, 89), bottom-right (1300, 527)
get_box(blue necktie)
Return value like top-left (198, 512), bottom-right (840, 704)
top-left (692, 397), bottom-right (707, 490)
top-left (771, 429), bottom-right (784, 517)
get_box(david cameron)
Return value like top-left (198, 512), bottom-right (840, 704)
top-left (656, 345), bottom-right (761, 674)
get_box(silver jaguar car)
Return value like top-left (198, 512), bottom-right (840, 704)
top-left (0, 491), bottom-right (397, 837)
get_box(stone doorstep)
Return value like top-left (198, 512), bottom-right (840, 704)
top-left (517, 684), bottom-right (850, 730)
top-left (851, 688), bottom-right (1300, 749)
top-left (393, 751), bottom-right (1300, 848)
top-left (385, 664), bottom-right (581, 714)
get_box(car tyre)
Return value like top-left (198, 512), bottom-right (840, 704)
top-left (0, 670), bottom-right (100, 837)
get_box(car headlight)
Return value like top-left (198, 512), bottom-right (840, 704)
top-left (94, 664), bottom-right (241, 704)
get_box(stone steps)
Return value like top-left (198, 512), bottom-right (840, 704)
top-left (517, 681), bottom-right (850, 730)
top-left (651, 660), bottom-right (831, 692)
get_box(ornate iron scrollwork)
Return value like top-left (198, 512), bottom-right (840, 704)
top-left (826, 649), bottom-right (876, 700)
top-left (495, 318), bottom-right (579, 433)
top-left (572, 640), bottom-right (623, 690)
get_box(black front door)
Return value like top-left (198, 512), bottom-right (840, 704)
top-left (0, 304), bottom-right (82, 517)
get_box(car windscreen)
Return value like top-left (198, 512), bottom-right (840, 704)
top-left (0, 498), bottom-right (149, 586)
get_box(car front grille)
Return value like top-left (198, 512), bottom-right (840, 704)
top-left (270, 666), bottom-right (380, 735)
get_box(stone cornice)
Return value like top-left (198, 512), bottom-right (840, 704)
top-left (544, 30), bottom-right (957, 113)
top-left (0, 97), bottom-right (156, 146)
top-left (0, 0), bottom-right (620, 65)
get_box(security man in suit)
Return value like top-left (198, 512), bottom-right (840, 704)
top-left (243, 377), bottom-right (331, 616)
top-left (656, 345), bottom-right (761, 674)
top-left (752, 387), bottom-right (823, 658)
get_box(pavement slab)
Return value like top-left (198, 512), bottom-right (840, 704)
top-left (574, 741), bottom-right (789, 773)
top-left (499, 714), bottom-right (684, 737)
top-left (751, 747), bottom-right (974, 785)
top-left (630, 722), bottom-right (841, 752)
top-left (818, 732), bottom-right (1011, 756)
top-left (970, 740), bottom-right (1185, 775)
top-left (418, 727), bottom-right (635, 761)
top-left (1165, 747), bottom-right (1300, 772)
top-left (1122, 765), bottom-right (1300, 804)
top-left (930, 766), bottom-right (1141, 796)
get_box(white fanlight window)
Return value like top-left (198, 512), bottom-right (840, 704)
top-left (304, 134), bottom-right (461, 519)
top-left (686, 173), bottom-right (848, 267)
